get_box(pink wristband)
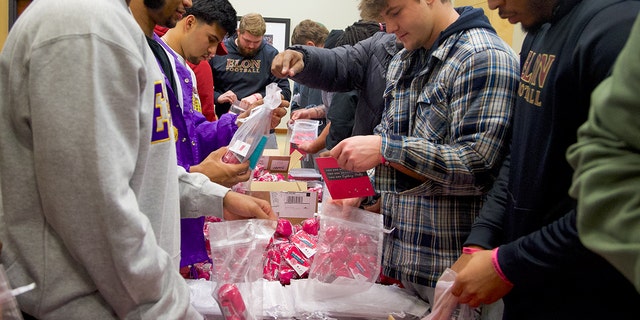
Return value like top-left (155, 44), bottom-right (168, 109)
top-left (491, 248), bottom-right (513, 286)
top-left (462, 247), bottom-right (481, 255)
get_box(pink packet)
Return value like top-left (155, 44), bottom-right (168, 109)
top-left (290, 230), bottom-right (317, 258)
top-left (218, 283), bottom-right (249, 320)
top-left (282, 243), bottom-right (312, 277)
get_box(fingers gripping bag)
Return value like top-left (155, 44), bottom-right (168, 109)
top-left (422, 268), bottom-right (477, 320)
top-left (306, 203), bottom-right (384, 300)
top-left (222, 83), bottom-right (282, 164)
top-left (288, 119), bottom-right (320, 155)
top-left (208, 219), bottom-right (277, 320)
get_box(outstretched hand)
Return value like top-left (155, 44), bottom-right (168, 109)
top-left (271, 50), bottom-right (305, 78)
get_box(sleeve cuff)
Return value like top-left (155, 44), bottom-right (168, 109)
top-left (492, 247), bottom-right (514, 286)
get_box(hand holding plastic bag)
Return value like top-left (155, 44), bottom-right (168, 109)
top-left (222, 83), bottom-right (282, 164)
top-left (289, 119), bottom-right (320, 155)
top-left (423, 268), bottom-right (476, 320)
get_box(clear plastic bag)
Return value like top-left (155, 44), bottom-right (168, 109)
top-left (222, 83), bottom-right (281, 164)
top-left (307, 203), bottom-right (384, 300)
top-left (422, 268), bottom-right (477, 320)
top-left (289, 119), bottom-right (320, 155)
top-left (208, 219), bottom-right (277, 320)
top-left (229, 93), bottom-right (263, 115)
top-left (0, 264), bottom-right (28, 320)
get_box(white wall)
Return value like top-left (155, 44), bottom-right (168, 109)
top-left (229, 0), bottom-right (362, 36)
top-left (511, 26), bottom-right (526, 54)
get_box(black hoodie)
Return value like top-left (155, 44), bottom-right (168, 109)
top-left (465, 0), bottom-right (640, 318)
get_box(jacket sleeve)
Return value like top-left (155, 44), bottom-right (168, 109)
top-left (195, 112), bottom-right (238, 163)
top-left (497, 210), bottom-right (593, 287)
top-left (177, 166), bottom-right (228, 219)
top-left (464, 154), bottom-right (510, 249)
top-left (566, 15), bottom-right (640, 292)
top-left (290, 33), bottom-right (381, 92)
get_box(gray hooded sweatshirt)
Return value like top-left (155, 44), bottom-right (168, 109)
top-left (0, 0), bottom-right (201, 318)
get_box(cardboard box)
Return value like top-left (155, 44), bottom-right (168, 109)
top-left (249, 181), bottom-right (317, 224)
top-left (256, 149), bottom-right (291, 173)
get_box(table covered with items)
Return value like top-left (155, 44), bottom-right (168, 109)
top-left (181, 201), bottom-right (433, 319)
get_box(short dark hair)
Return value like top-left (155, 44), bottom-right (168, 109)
top-left (336, 20), bottom-right (383, 46)
top-left (185, 0), bottom-right (238, 37)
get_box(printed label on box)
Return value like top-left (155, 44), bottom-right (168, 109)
top-left (269, 191), bottom-right (317, 219)
top-left (268, 157), bottom-right (291, 172)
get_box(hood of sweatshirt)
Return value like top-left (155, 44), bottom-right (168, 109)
top-left (432, 6), bottom-right (496, 50)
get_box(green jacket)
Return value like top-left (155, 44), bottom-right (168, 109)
top-left (567, 14), bottom-right (640, 293)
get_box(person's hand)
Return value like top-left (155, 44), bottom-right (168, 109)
top-left (318, 150), bottom-right (331, 157)
top-left (327, 196), bottom-right (364, 208)
top-left (271, 50), bottom-right (305, 78)
top-left (289, 108), bottom-right (314, 123)
top-left (189, 147), bottom-right (251, 187)
top-left (239, 92), bottom-right (262, 110)
top-left (218, 90), bottom-right (237, 104)
top-left (330, 135), bottom-right (382, 172)
top-left (237, 98), bottom-right (289, 130)
top-left (297, 139), bottom-right (323, 154)
top-left (450, 249), bottom-right (514, 308)
top-left (271, 100), bottom-right (289, 129)
top-left (450, 245), bottom-right (484, 273)
top-left (222, 191), bottom-right (278, 221)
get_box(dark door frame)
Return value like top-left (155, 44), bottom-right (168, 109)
top-left (8, 0), bottom-right (18, 29)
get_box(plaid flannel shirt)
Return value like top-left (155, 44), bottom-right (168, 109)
top-left (374, 27), bottom-right (519, 287)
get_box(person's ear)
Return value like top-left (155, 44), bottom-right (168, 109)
top-left (185, 15), bottom-right (197, 30)
top-left (305, 40), bottom-right (316, 46)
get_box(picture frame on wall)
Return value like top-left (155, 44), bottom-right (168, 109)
top-left (8, 0), bottom-right (18, 29)
top-left (236, 16), bottom-right (291, 53)
top-left (263, 17), bottom-right (290, 52)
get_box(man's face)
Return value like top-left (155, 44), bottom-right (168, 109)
top-left (380, 0), bottom-right (435, 51)
top-left (236, 31), bottom-right (263, 57)
top-left (487, 0), bottom-right (557, 32)
top-left (183, 19), bottom-right (227, 64)
top-left (150, 0), bottom-right (191, 29)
